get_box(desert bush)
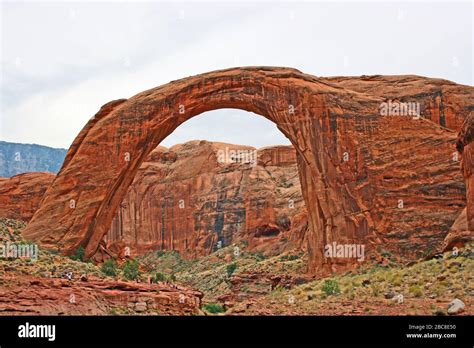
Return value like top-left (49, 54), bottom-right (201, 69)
top-left (122, 259), bottom-right (140, 281)
top-left (226, 263), bottom-right (237, 277)
top-left (154, 272), bottom-right (167, 282)
top-left (321, 279), bottom-right (340, 296)
top-left (203, 303), bottom-right (225, 314)
top-left (70, 246), bottom-right (85, 262)
top-left (409, 284), bottom-right (423, 298)
top-left (101, 259), bottom-right (117, 277)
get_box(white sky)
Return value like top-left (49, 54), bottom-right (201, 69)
top-left (1, 1), bottom-right (472, 149)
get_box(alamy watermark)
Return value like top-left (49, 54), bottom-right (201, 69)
top-left (217, 147), bottom-right (257, 166)
top-left (0, 242), bottom-right (38, 261)
top-left (324, 242), bottom-right (365, 262)
top-left (18, 322), bottom-right (55, 341)
top-left (379, 100), bottom-right (421, 119)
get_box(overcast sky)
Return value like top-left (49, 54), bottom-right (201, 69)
top-left (1, 1), bottom-right (472, 149)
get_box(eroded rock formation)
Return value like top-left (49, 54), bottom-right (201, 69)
top-left (22, 67), bottom-right (473, 274)
top-left (103, 141), bottom-right (307, 259)
top-left (457, 113), bottom-right (474, 228)
top-left (447, 112), bottom-right (474, 250)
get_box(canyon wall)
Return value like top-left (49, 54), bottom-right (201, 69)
top-left (103, 141), bottom-right (308, 259)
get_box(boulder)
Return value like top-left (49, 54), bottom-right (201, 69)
top-left (447, 298), bottom-right (465, 315)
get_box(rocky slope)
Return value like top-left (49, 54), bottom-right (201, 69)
top-left (241, 245), bottom-right (473, 316)
top-left (0, 141), bottom-right (66, 177)
top-left (121, 239), bottom-right (473, 316)
top-left (0, 218), bottom-right (202, 315)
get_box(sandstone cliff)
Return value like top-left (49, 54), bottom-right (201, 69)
top-left (104, 141), bottom-right (307, 259)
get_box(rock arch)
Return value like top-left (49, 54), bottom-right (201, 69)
top-left (23, 67), bottom-right (469, 274)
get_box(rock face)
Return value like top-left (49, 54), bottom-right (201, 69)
top-left (457, 113), bottom-right (474, 231)
top-left (22, 67), bottom-right (473, 275)
top-left (441, 208), bottom-right (471, 252)
top-left (103, 141), bottom-right (307, 259)
top-left (447, 112), bottom-right (474, 251)
top-left (0, 173), bottom-right (55, 222)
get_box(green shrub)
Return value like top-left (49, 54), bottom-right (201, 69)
top-left (70, 246), bottom-right (85, 262)
top-left (122, 259), bottom-right (140, 281)
top-left (203, 303), bottom-right (225, 314)
top-left (321, 279), bottom-right (340, 296)
top-left (154, 272), bottom-right (167, 282)
top-left (101, 259), bottom-right (117, 277)
top-left (226, 263), bottom-right (237, 277)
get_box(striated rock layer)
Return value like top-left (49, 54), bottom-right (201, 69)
top-left (22, 67), bottom-right (473, 274)
top-left (103, 141), bottom-right (307, 259)
top-left (0, 274), bottom-right (202, 315)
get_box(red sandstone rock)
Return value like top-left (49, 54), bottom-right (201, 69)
top-left (21, 67), bottom-right (473, 275)
top-left (441, 208), bottom-right (471, 252)
top-left (457, 113), bottom-right (474, 232)
top-left (104, 141), bottom-right (306, 259)
top-left (326, 75), bottom-right (471, 132)
top-left (0, 274), bottom-right (202, 315)
top-left (0, 173), bottom-right (54, 222)
top-left (449, 112), bottom-right (474, 249)
top-left (0, 142), bottom-right (307, 260)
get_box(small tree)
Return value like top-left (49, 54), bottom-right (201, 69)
top-left (101, 259), bottom-right (117, 277)
top-left (122, 259), bottom-right (140, 281)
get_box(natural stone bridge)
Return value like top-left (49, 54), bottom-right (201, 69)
top-left (23, 67), bottom-right (471, 274)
